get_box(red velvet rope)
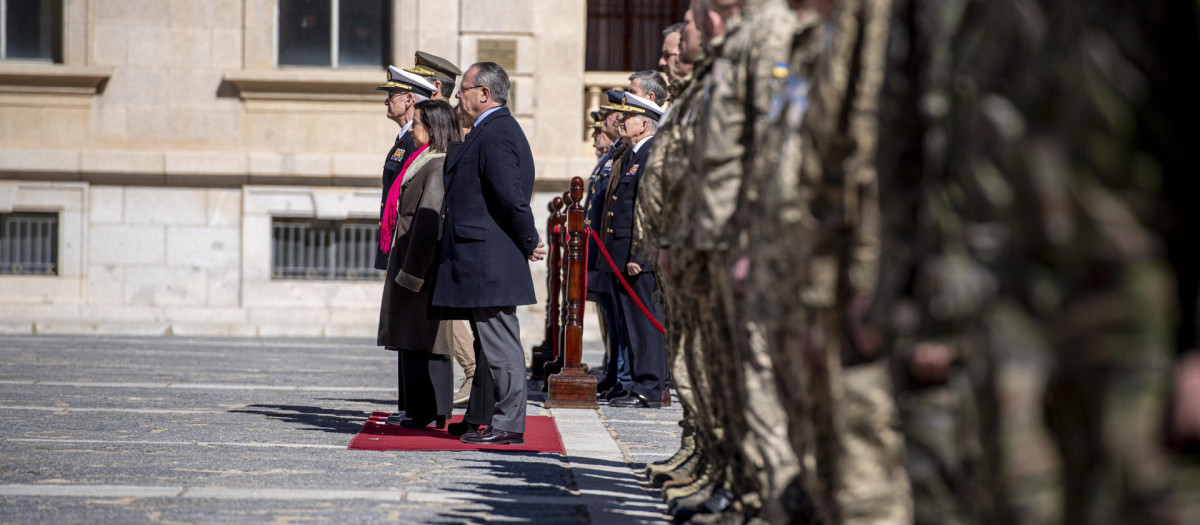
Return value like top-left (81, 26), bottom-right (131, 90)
top-left (584, 227), bottom-right (666, 334)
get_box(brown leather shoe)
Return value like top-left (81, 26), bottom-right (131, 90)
top-left (459, 425), bottom-right (524, 445)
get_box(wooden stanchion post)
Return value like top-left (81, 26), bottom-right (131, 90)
top-left (531, 197), bottom-right (564, 378)
top-left (547, 177), bottom-right (598, 408)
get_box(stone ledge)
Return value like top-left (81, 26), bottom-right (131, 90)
top-left (0, 63), bottom-right (113, 96)
top-left (223, 68), bottom-right (385, 103)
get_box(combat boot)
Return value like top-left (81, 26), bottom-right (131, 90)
top-left (647, 433), bottom-right (697, 482)
top-left (664, 462), bottom-right (715, 502)
top-left (653, 450), bottom-right (703, 488)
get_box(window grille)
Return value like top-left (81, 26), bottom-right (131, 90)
top-left (277, 0), bottom-right (390, 68)
top-left (271, 218), bottom-right (384, 280)
top-left (0, 212), bottom-right (58, 275)
top-left (0, 0), bottom-right (63, 62)
top-left (586, 0), bottom-right (684, 72)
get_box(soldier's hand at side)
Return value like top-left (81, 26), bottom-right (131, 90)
top-left (1169, 350), bottom-right (1200, 450)
top-left (658, 249), bottom-right (673, 276)
top-left (730, 256), bottom-right (750, 295)
top-left (529, 240), bottom-right (546, 262)
top-left (626, 262), bottom-right (643, 276)
top-left (909, 342), bottom-right (953, 385)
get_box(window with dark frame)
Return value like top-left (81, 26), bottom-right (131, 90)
top-left (271, 218), bottom-right (384, 281)
top-left (0, 0), bottom-right (63, 63)
top-left (586, 0), bottom-right (685, 72)
top-left (277, 0), bottom-right (391, 68)
top-left (1, 212), bottom-right (59, 276)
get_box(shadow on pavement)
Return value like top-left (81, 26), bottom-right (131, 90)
top-left (229, 404), bottom-right (368, 434)
top-left (423, 454), bottom-right (664, 524)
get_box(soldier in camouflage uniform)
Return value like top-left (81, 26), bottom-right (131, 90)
top-left (874, 0), bottom-right (1200, 523)
top-left (667, 0), bottom-right (806, 522)
top-left (634, 20), bottom-right (707, 491)
top-left (739, 0), bottom-right (912, 522)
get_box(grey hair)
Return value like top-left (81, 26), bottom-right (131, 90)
top-left (424, 75), bottom-right (457, 99)
top-left (663, 22), bottom-right (686, 36)
top-left (629, 70), bottom-right (669, 103)
top-left (635, 114), bottom-right (659, 134)
top-left (470, 62), bottom-right (510, 105)
top-left (412, 92), bottom-right (429, 103)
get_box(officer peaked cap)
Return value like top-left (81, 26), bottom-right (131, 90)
top-left (616, 91), bottom-right (664, 120)
top-left (406, 51), bottom-right (462, 81)
top-left (376, 66), bottom-right (437, 97)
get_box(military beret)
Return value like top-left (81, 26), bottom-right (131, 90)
top-left (405, 51), bottom-right (462, 81)
top-left (376, 65), bottom-right (437, 97)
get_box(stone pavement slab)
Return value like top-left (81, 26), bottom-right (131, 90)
top-left (0, 334), bottom-right (680, 524)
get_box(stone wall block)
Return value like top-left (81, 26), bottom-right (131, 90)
top-left (124, 265), bottom-right (206, 306)
top-left (164, 151), bottom-right (249, 176)
top-left (124, 187), bottom-right (207, 225)
top-left (126, 27), bottom-right (175, 68)
top-left (82, 150), bottom-right (165, 177)
top-left (0, 276), bottom-right (83, 304)
top-left (89, 225), bottom-right (165, 265)
top-left (205, 267), bottom-right (241, 307)
top-left (170, 29), bottom-right (213, 68)
top-left (206, 189), bottom-right (241, 226)
top-left (170, 0), bottom-right (216, 29)
top-left (211, 29), bottom-right (243, 69)
top-left (87, 264), bottom-right (124, 305)
top-left (94, 0), bottom-right (169, 27)
top-left (460, 0), bottom-right (534, 33)
top-left (166, 225), bottom-right (240, 268)
top-left (90, 24), bottom-right (129, 66)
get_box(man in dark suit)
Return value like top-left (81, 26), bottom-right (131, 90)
top-left (433, 62), bottom-right (545, 445)
top-left (600, 92), bottom-right (667, 409)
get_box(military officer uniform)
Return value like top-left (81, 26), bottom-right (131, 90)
top-left (600, 92), bottom-right (667, 409)
top-left (588, 90), bottom-right (634, 398)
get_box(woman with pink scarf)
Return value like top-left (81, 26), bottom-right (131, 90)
top-left (376, 99), bottom-right (462, 429)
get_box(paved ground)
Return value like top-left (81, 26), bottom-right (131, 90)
top-left (0, 334), bottom-right (683, 524)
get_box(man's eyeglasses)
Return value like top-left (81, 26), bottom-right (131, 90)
top-left (457, 84), bottom-right (485, 97)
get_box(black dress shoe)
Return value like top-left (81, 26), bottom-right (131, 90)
top-left (602, 386), bottom-right (629, 401)
top-left (460, 425), bottom-right (524, 445)
top-left (610, 391), bottom-right (663, 408)
top-left (447, 421), bottom-right (479, 436)
top-left (399, 414), bottom-right (447, 429)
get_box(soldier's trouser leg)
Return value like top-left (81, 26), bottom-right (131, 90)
top-left (678, 250), bottom-right (727, 480)
top-left (893, 369), bottom-right (987, 525)
top-left (1045, 261), bottom-right (1178, 525)
top-left (837, 360), bottom-right (913, 525)
top-left (703, 251), bottom-right (757, 504)
top-left (663, 277), bottom-right (701, 451)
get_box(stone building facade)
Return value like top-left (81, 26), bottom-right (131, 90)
top-left (0, 0), bottom-right (677, 337)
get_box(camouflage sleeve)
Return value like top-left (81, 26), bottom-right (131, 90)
top-left (632, 127), bottom-right (669, 263)
top-left (692, 0), bottom-right (796, 250)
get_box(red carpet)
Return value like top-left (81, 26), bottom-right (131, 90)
top-left (349, 412), bottom-right (566, 454)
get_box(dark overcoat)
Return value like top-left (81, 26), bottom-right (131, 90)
top-left (431, 107), bottom-right (539, 310)
top-left (377, 154), bottom-right (448, 352)
top-left (599, 135), bottom-right (656, 274)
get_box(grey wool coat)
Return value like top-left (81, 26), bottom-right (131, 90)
top-left (377, 152), bottom-right (448, 353)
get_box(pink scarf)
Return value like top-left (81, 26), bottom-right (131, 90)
top-left (380, 143), bottom-right (429, 253)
